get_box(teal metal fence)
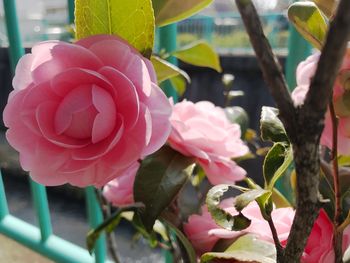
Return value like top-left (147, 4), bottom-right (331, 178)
top-left (0, 0), bottom-right (309, 262)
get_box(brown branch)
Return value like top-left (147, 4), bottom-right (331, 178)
top-left (234, 0), bottom-right (296, 138)
top-left (267, 217), bottom-right (283, 258)
top-left (330, 100), bottom-right (343, 263)
top-left (235, 0), bottom-right (350, 262)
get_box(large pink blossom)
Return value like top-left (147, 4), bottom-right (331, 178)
top-left (183, 199), bottom-right (294, 255)
top-left (168, 100), bottom-right (249, 185)
top-left (3, 35), bottom-right (172, 187)
top-left (292, 49), bottom-right (350, 154)
top-left (302, 209), bottom-right (350, 263)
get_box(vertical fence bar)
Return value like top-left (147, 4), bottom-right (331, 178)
top-left (29, 181), bottom-right (53, 241)
top-left (67, 0), bottom-right (75, 24)
top-left (158, 24), bottom-right (178, 100)
top-left (85, 187), bottom-right (106, 263)
top-left (3, 0), bottom-right (53, 243)
top-left (0, 171), bottom-right (9, 219)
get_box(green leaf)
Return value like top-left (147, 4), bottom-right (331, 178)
top-left (264, 143), bottom-right (293, 190)
top-left (134, 146), bottom-right (195, 232)
top-left (170, 74), bottom-right (187, 96)
top-left (172, 41), bottom-right (222, 72)
top-left (153, 0), bottom-right (213, 27)
top-left (86, 208), bottom-right (132, 253)
top-left (151, 56), bottom-right (191, 83)
top-left (161, 218), bottom-right (197, 263)
top-left (201, 234), bottom-right (276, 263)
top-left (260, 107), bottom-right (289, 143)
top-left (206, 185), bottom-right (251, 231)
top-left (271, 188), bottom-right (292, 208)
top-left (235, 189), bottom-right (271, 212)
top-left (225, 106), bottom-right (249, 136)
top-left (75, 0), bottom-right (155, 58)
top-left (313, 0), bottom-right (336, 18)
top-left (288, 2), bottom-right (328, 50)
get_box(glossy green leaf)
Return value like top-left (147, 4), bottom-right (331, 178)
top-left (86, 207), bottom-right (134, 253)
top-left (172, 41), bottom-right (222, 72)
top-left (153, 0), bottom-right (213, 27)
top-left (225, 106), bottom-right (249, 136)
top-left (260, 107), bottom-right (289, 143)
top-left (313, 0), bottom-right (336, 18)
top-left (264, 143), bottom-right (293, 190)
top-left (201, 234), bottom-right (276, 263)
top-left (134, 146), bottom-right (195, 231)
top-left (170, 74), bottom-right (187, 96)
top-left (206, 185), bottom-right (251, 231)
top-left (151, 56), bottom-right (191, 83)
top-left (288, 2), bottom-right (328, 50)
top-left (161, 218), bottom-right (197, 263)
top-left (75, 0), bottom-right (155, 57)
top-left (235, 189), bottom-right (271, 212)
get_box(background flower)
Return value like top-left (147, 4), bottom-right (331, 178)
top-left (103, 161), bottom-right (139, 207)
top-left (168, 100), bottom-right (249, 185)
top-left (183, 198), bottom-right (294, 255)
top-left (3, 34), bottom-right (172, 187)
top-left (292, 49), bottom-right (350, 154)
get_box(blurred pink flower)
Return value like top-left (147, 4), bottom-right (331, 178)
top-left (183, 199), bottom-right (294, 255)
top-left (168, 100), bottom-right (249, 185)
top-left (103, 161), bottom-right (139, 207)
top-left (3, 35), bottom-right (172, 187)
top-left (302, 209), bottom-right (350, 263)
top-left (292, 49), bottom-right (350, 154)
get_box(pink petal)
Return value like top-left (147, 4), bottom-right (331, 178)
top-left (99, 66), bottom-right (140, 129)
top-left (12, 54), bottom-right (35, 90)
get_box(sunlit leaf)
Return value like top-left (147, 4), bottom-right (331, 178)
top-left (271, 188), bottom-right (292, 208)
top-left (235, 189), bottom-right (271, 212)
top-left (75, 0), bottom-right (155, 57)
top-left (201, 234), bottom-right (276, 263)
top-left (134, 146), bottom-right (195, 231)
top-left (264, 143), bottom-right (293, 190)
top-left (151, 56), bottom-right (191, 84)
top-left (313, 0), bottom-right (337, 18)
top-left (153, 0), bottom-right (213, 27)
top-left (172, 41), bottom-right (222, 72)
top-left (206, 185), bottom-right (251, 231)
top-left (170, 74), bottom-right (187, 96)
top-left (288, 2), bottom-right (327, 50)
top-left (260, 107), bottom-right (289, 143)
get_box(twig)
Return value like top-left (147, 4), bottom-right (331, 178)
top-left (330, 100), bottom-right (343, 263)
top-left (267, 217), bottom-right (283, 258)
top-left (94, 189), bottom-right (121, 263)
top-left (234, 0), bottom-right (296, 138)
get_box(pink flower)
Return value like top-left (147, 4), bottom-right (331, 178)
top-left (168, 100), bottom-right (249, 185)
top-left (292, 49), bottom-right (350, 154)
top-left (103, 161), bottom-right (139, 207)
top-left (302, 209), bottom-right (350, 263)
top-left (3, 35), bottom-right (172, 187)
top-left (183, 199), bottom-right (294, 255)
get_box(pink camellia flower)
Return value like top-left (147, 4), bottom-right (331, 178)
top-left (103, 161), bottom-right (139, 207)
top-left (292, 49), bottom-right (350, 154)
top-left (183, 198), bottom-right (295, 255)
top-left (302, 209), bottom-right (350, 263)
top-left (3, 35), bottom-right (172, 187)
top-left (168, 100), bottom-right (249, 185)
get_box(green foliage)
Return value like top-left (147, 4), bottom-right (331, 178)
top-left (201, 234), bottom-right (276, 263)
top-left (225, 106), bottom-right (249, 136)
top-left (134, 146), bottom-right (195, 232)
top-left (288, 1), bottom-right (327, 50)
top-left (263, 143), bottom-right (293, 190)
top-left (235, 189), bottom-right (271, 212)
top-left (172, 41), bottom-right (222, 72)
top-left (161, 218), bottom-right (197, 263)
top-left (313, 0), bottom-right (336, 18)
top-left (75, 0), bottom-right (155, 57)
top-left (152, 0), bottom-right (213, 27)
top-left (206, 185), bottom-right (251, 231)
top-left (151, 56), bottom-right (190, 83)
top-left (169, 74), bottom-right (187, 96)
top-left (260, 107), bottom-right (289, 143)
